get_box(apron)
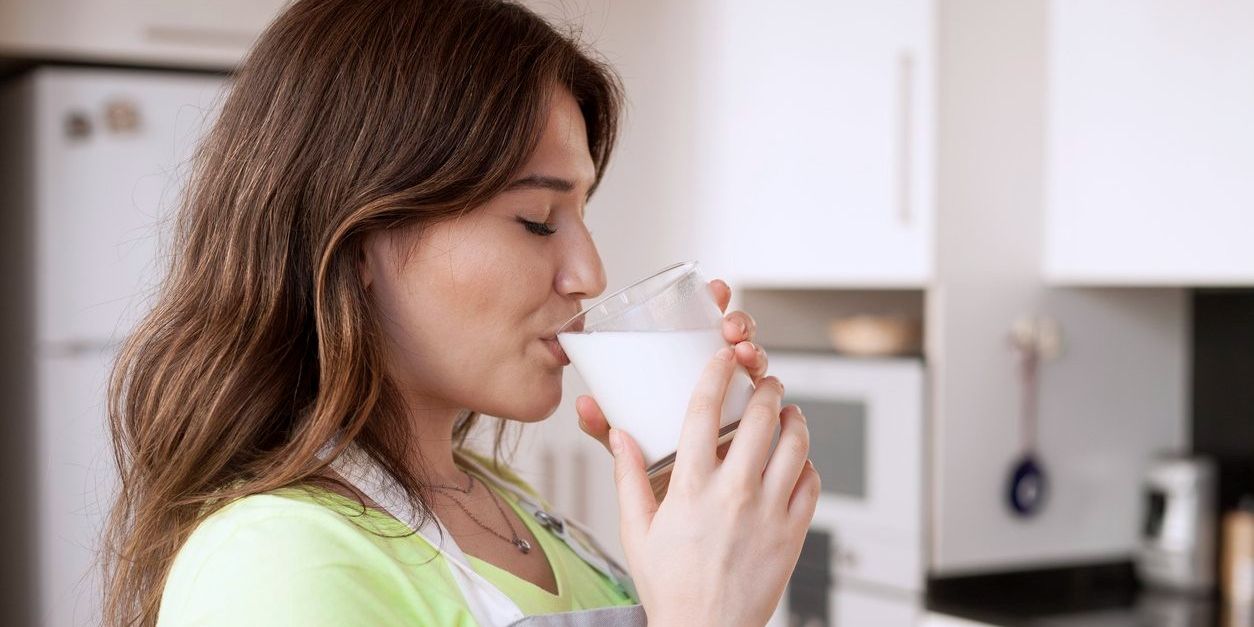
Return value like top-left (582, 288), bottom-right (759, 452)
top-left (327, 446), bottom-right (647, 627)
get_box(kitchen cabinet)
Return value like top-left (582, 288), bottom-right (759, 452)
top-left (831, 586), bottom-right (920, 626)
top-left (699, 0), bottom-right (935, 288)
top-left (781, 580), bottom-right (923, 627)
top-left (0, 0), bottom-right (288, 70)
top-left (1044, 0), bottom-right (1254, 285)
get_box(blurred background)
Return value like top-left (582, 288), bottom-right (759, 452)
top-left (1, 1), bottom-right (1252, 626)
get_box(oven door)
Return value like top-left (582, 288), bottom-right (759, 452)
top-left (768, 353), bottom-right (927, 593)
top-left (784, 526), bottom-right (923, 627)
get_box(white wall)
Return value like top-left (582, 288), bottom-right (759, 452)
top-left (929, 0), bottom-right (1189, 574)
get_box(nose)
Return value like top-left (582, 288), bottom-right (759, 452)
top-left (555, 226), bottom-right (606, 300)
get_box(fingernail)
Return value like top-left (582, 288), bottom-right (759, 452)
top-left (736, 319), bottom-right (748, 336)
top-left (715, 347), bottom-right (733, 361)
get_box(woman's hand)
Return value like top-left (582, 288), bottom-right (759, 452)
top-left (610, 351), bottom-right (819, 627)
top-left (575, 278), bottom-right (768, 451)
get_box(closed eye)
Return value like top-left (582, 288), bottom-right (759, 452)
top-left (518, 217), bottom-right (557, 236)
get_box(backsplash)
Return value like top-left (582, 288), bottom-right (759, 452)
top-left (1192, 289), bottom-right (1254, 514)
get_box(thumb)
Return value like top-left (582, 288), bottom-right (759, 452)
top-left (609, 428), bottom-right (657, 540)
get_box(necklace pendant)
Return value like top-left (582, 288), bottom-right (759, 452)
top-left (514, 538), bottom-right (532, 554)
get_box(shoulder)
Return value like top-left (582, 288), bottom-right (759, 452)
top-left (171, 489), bottom-right (414, 573)
top-left (157, 489), bottom-right (472, 627)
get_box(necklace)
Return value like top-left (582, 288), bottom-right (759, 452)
top-left (429, 469), bottom-right (474, 494)
top-left (429, 472), bottom-right (532, 554)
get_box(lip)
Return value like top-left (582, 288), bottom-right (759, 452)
top-left (540, 336), bottom-right (570, 366)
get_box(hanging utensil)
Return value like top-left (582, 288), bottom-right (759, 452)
top-left (1006, 316), bottom-right (1061, 518)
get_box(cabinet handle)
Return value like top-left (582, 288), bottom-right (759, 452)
top-left (897, 51), bottom-right (914, 225)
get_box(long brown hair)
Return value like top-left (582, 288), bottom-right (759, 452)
top-left (102, 1), bottom-right (622, 624)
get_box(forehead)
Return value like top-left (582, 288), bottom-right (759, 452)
top-left (519, 88), bottom-right (596, 191)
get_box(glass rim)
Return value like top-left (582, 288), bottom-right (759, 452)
top-left (556, 260), bottom-right (698, 335)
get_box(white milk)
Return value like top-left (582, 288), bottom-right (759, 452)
top-left (558, 329), bottom-right (756, 469)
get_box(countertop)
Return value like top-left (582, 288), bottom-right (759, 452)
top-left (925, 561), bottom-right (1249, 627)
top-left (931, 591), bottom-right (1234, 627)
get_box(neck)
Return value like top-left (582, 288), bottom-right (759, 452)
top-left (401, 399), bottom-right (468, 487)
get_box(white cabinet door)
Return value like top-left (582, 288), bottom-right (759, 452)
top-left (768, 354), bottom-right (926, 592)
top-left (36, 350), bottom-right (117, 627)
top-left (833, 586), bottom-right (920, 627)
top-left (1045, 0), bottom-right (1254, 285)
top-left (33, 67), bottom-right (225, 344)
top-left (700, 0), bottom-right (934, 287)
top-left (775, 583), bottom-right (922, 626)
top-left (0, 0), bottom-right (287, 69)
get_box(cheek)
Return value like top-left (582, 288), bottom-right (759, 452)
top-left (368, 216), bottom-right (573, 418)
top-left (377, 224), bottom-right (555, 399)
top-left (444, 227), bottom-right (553, 328)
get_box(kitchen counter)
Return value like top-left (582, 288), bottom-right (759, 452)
top-left (931, 592), bottom-right (1226, 627)
top-left (925, 561), bottom-right (1248, 627)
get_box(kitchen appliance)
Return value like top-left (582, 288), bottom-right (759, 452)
top-left (1138, 455), bottom-right (1218, 593)
top-left (0, 66), bottom-right (225, 626)
top-left (765, 352), bottom-right (926, 626)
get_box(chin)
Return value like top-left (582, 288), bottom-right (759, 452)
top-left (495, 371), bottom-right (564, 423)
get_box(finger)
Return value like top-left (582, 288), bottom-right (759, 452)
top-left (708, 279), bottom-right (732, 313)
top-left (721, 310), bottom-right (757, 344)
top-left (575, 395), bottom-right (612, 453)
top-left (610, 428), bottom-right (658, 541)
top-left (722, 375), bottom-right (784, 483)
top-left (788, 460), bottom-right (821, 525)
top-left (763, 405), bottom-right (809, 503)
top-left (733, 340), bottom-right (768, 382)
top-left (676, 347), bottom-right (737, 478)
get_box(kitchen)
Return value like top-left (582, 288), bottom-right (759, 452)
top-left (0, 1), bottom-right (1251, 626)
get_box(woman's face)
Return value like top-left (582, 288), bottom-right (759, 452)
top-left (360, 88), bottom-right (606, 422)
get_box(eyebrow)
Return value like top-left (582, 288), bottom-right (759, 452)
top-left (504, 174), bottom-right (580, 194)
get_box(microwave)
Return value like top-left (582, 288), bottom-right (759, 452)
top-left (766, 352), bottom-right (927, 627)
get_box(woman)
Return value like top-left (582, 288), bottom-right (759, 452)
top-left (103, 0), bottom-right (819, 625)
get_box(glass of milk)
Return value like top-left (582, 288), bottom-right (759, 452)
top-left (557, 261), bottom-right (755, 476)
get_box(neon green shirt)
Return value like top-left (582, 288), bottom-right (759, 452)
top-left (156, 463), bottom-right (635, 626)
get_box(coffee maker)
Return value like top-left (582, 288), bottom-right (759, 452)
top-left (1138, 455), bottom-right (1218, 593)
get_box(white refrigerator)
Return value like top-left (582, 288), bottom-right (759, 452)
top-left (0, 66), bottom-right (226, 626)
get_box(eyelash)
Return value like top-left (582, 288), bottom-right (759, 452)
top-left (518, 218), bottom-right (557, 236)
